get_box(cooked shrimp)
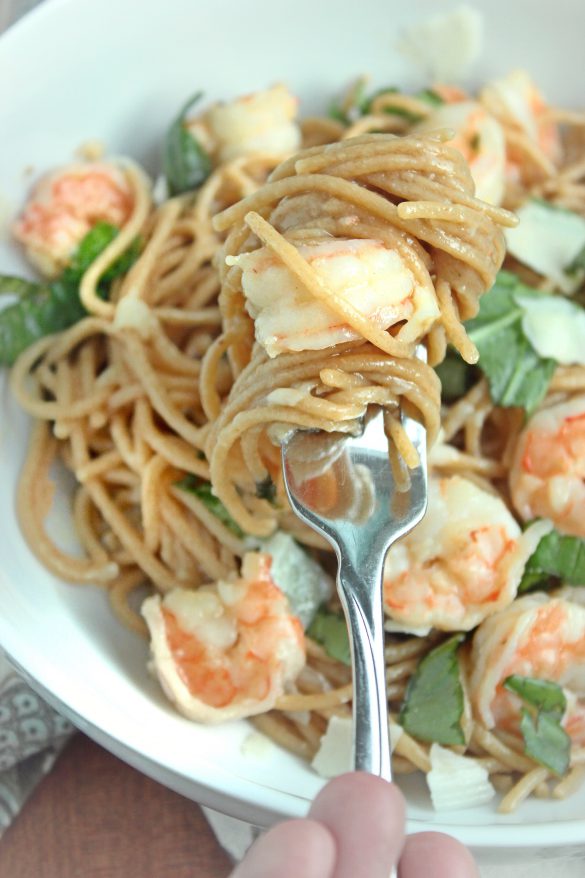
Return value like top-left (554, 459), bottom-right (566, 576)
top-left (383, 476), bottom-right (550, 632)
top-left (229, 238), bottom-right (440, 357)
top-left (480, 70), bottom-right (562, 180)
top-left (141, 552), bottom-right (305, 723)
top-left (191, 85), bottom-right (301, 164)
top-left (470, 593), bottom-right (585, 745)
top-left (509, 395), bottom-right (585, 539)
top-left (12, 161), bottom-right (134, 277)
top-left (415, 101), bottom-right (506, 205)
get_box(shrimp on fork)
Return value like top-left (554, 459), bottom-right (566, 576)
top-left (142, 553), bottom-right (306, 723)
top-left (13, 161), bottom-right (134, 277)
top-left (470, 593), bottom-right (585, 746)
top-left (509, 395), bottom-right (585, 539)
top-left (229, 237), bottom-right (441, 358)
top-left (383, 476), bottom-right (550, 632)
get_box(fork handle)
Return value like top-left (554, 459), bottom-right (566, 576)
top-left (338, 563), bottom-right (392, 782)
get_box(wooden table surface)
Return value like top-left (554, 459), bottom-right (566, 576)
top-left (0, 3), bottom-right (233, 875)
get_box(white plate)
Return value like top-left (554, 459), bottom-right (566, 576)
top-left (1, 0), bottom-right (585, 850)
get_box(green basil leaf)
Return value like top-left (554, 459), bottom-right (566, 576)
top-left (434, 350), bottom-right (476, 402)
top-left (63, 221), bottom-right (119, 280)
top-left (100, 235), bottom-right (142, 287)
top-left (363, 87), bottom-right (421, 122)
top-left (0, 279), bottom-right (85, 365)
top-left (328, 80), bottom-right (368, 125)
top-left (175, 476), bottom-right (245, 538)
top-left (519, 530), bottom-right (585, 592)
top-left (518, 569), bottom-right (551, 594)
top-left (519, 708), bottom-right (571, 776)
top-left (503, 675), bottom-right (570, 776)
top-left (399, 634), bottom-right (466, 746)
top-left (504, 675), bottom-right (567, 719)
top-left (416, 88), bottom-right (445, 107)
top-left (307, 607), bottom-right (351, 666)
top-left (60, 221), bottom-right (140, 299)
top-left (360, 86), bottom-right (444, 121)
top-left (164, 92), bottom-right (213, 196)
top-left (466, 272), bottom-right (556, 415)
top-left (328, 102), bottom-right (350, 125)
top-left (0, 222), bottom-right (137, 366)
top-left (0, 276), bottom-right (43, 298)
top-left (256, 474), bottom-right (277, 505)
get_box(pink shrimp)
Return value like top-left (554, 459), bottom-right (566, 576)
top-left (383, 476), bottom-right (549, 632)
top-left (470, 593), bottom-right (585, 746)
top-left (229, 237), bottom-right (440, 358)
top-left (141, 553), bottom-right (305, 723)
top-left (509, 395), bottom-right (585, 539)
top-left (13, 161), bottom-right (134, 277)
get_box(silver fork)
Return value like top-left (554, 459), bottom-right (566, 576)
top-left (281, 355), bottom-right (428, 783)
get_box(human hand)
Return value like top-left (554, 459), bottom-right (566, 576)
top-left (230, 772), bottom-right (479, 878)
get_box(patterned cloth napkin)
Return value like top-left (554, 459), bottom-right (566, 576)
top-left (0, 654), bottom-right (72, 836)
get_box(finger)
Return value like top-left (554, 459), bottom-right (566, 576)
top-left (229, 818), bottom-right (336, 878)
top-left (309, 772), bottom-right (406, 878)
top-left (399, 831), bottom-right (480, 878)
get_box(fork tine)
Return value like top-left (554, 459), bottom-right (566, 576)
top-left (398, 343), bottom-right (428, 516)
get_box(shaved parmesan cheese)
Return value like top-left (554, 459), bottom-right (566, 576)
top-left (516, 293), bottom-right (585, 366)
top-left (389, 720), bottom-right (404, 751)
top-left (384, 618), bottom-right (431, 637)
top-left (265, 387), bottom-right (309, 406)
top-left (505, 200), bottom-right (585, 293)
top-left (114, 297), bottom-right (156, 338)
top-left (397, 6), bottom-right (483, 83)
top-left (311, 715), bottom-right (404, 779)
top-left (152, 173), bottom-right (169, 205)
top-left (427, 743), bottom-right (496, 811)
top-left (260, 532), bottom-right (332, 629)
top-left (312, 716), bottom-right (353, 778)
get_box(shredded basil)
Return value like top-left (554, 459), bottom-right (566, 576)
top-left (0, 222), bottom-right (138, 366)
top-left (399, 634), bottom-right (465, 746)
top-left (360, 86), bottom-right (445, 122)
top-left (519, 529), bottom-right (585, 593)
top-left (175, 476), bottom-right (245, 538)
top-left (163, 92), bottom-right (212, 196)
top-left (307, 607), bottom-right (351, 666)
top-left (465, 272), bottom-right (556, 414)
top-left (256, 474), bottom-right (277, 505)
top-left (434, 351), bottom-right (476, 402)
top-left (504, 675), bottom-right (570, 776)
